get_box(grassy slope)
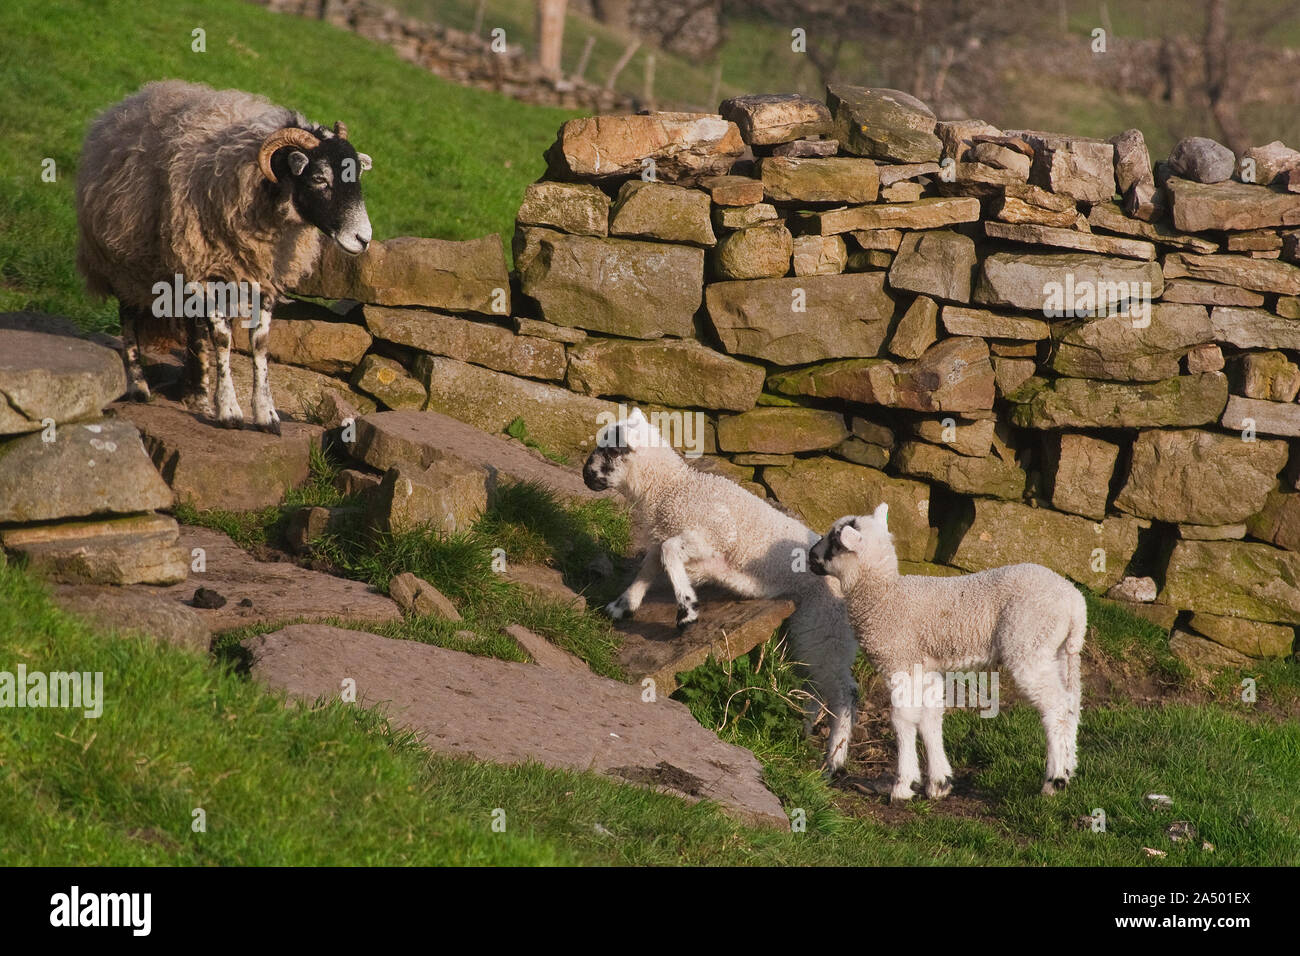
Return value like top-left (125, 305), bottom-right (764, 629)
top-left (1, 0), bottom-right (1299, 866)
top-left (4, 462), bottom-right (1299, 865)
top-left (0, 0), bottom-right (574, 330)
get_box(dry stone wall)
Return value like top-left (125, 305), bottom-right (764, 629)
top-left (290, 87), bottom-right (1300, 668)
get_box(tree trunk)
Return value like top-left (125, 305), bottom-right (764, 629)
top-left (536, 0), bottom-right (568, 77)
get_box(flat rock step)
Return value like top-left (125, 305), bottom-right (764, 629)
top-left (351, 409), bottom-right (610, 503)
top-left (114, 398), bottom-right (323, 512)
top-left (120, 526), bottom-right (400, 633)
top-left (613, 584), bottom-right (796, 695)
top-left (243, 623), bottom-right (787, 826)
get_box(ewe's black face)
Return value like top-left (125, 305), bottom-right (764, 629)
top-left (282, 136), bottom-right (373, 254)
top-left (583, 425), bottom-right (632, 491)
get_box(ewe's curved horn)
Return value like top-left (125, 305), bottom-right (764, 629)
top-left (257, 128), bottom-right (321, 183)
top-left (333, 121), bottom-right (348, 140)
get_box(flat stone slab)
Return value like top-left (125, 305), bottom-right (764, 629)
top-left (0, 321), bottom-right (126, 435)
top-left (125, 526), bottom-right (400, 633)
top-left (350, 409), bottom-right (609, 503)
top-left (50, 583), bottom-right (210, 652)
top-left (114, 399), bottom-right (323, 512)
top-left (244, 624), bottom-right (787, 826)
top-left (613, 584), bottom-right (795, 695)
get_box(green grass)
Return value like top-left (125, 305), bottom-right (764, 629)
top-left (4, 551), bottom-right (1298, 864)
top-left (0, 0), bottom-right (575, 329)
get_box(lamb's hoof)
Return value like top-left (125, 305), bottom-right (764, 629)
top-left (256, 418), bottom-right (282, 437)
top-left (217, 415), bottom-right (243, 430)
top-left (890, 782), bottom-right (918, 803)
top-left (604, 599), bottom-right (630, 621)
top-left (126, 384), bottom-right (152, 403)
top-left (926, 777), bottom-right (953, 800)
top-left (1042, 777), bottom-right (1069, 796)
top-left (675, 597), bottom-right (699, 628)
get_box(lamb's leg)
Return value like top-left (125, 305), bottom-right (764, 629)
top-left (890, 702), bottom-right (922, 802)
top-left (183, 313), bottom-right (215, 418)
top-left (249, 299), bottom-right (281, 435)
top-left (920, 671), bottom-right (953, 799)
top-left (118, 304), bottom-right (151, 402)
top-left (606, 546), bottom-right (660, 620)
top-left (788, 606), bottom-right (858, 773)
top-left (207, 309), bottom-right (243, 428)
top-left (659, 534), bottom-right (702, 628)
top-left (1016, 653), bottom-right (1073, 794)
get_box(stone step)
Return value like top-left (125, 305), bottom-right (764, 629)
top-left (349, 409), bottom-right (609, 503)
top-left (243, 623), bottom-right (787, 827)
top-left (612, 584), bottom-right (795, 695)
top-left (121, 525), bottom-right (400, 633)
top-left (115, 398), bottom-right (323, 513)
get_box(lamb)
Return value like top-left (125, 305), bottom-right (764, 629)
top-left (583, 408), bottom-right (860, 771)
top-left (809, 504), bottom-right (1086, 800)
top-left (75, 80), bottom-right (374, 433)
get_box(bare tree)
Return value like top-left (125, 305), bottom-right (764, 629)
top-left (536, 0), bottom-right (569, 77)
top-left (1203, 0), bottom-right (1250, 154)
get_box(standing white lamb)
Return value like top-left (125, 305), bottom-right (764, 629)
top-left (582, 408), bottom-right (860, 771)
top-left (808, 504), bottom-right (1086, 800)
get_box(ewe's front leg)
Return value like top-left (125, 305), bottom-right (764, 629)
top-left (118, 304), bottom-right (151, 402)
top-left (659, 535), bottom-right (703, 628)
top-left (248, 300), bottom-right (281, 435)
top-left (208, 309), bottom-right (243, 428)
top-left (606, 546), bottom-right (660, 621)
top-left (183, 313), bottom-right (215, 419)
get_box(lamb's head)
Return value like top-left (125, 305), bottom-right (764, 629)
top-left (583, 407), bottom-right (679, 494)
top-left (258, 122), bottom-right (373, 254)
top-left (808, 503), bottom-right (898, 590)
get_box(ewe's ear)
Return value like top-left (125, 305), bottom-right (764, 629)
top-left (358, 152), bottom-right (372, 171)
top-left (287, 150), bottom-right (310, 176)
top-left (839, 523), bottom-right (864, 552)
top-left (872, 502), bottom-right (889, 527)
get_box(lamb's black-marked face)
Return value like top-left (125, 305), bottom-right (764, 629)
top-left (808, 516), bottom-right (862, 577)
top-left (583, 424), bottom-right (632, 491)
top-left (279, 136), bottom-right (372, 254)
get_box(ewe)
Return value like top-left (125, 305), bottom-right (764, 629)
top-left (583, 408), bottom-right (859, 771)
top-left (76, 80), bottom-right (374, 432)
top-left (809, 505), bottom-right (1086, 799)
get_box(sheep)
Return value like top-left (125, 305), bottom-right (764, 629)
top-left (582, 407), bottom-right (860, 771)
top-left (75, 80), bottom-right (374, 433)
top-left (808, 504), bottom-right (1086, 800)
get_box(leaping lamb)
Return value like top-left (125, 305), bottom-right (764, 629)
top-left (809, 504), bottom-right (1086, 800)
top-left (582, 407), bottom-right (860, 771)
top-left (75, 80), bottom-right (374, 433)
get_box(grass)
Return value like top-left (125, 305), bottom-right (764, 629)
top-left (4, 547), bottom-right (1298, 864)
top-left (0, 0), bottom-right (575, 329)
top-left (10, 446), bottom-right (1299, 865)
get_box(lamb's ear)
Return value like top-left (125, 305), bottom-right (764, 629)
top-left (839, 523), bottom-right (864, 552)
top-left (623, 407), bottom-right (658, 449)
top-left (872, 502), bottom-right (889, 527)
top-left (626, 407), bottom-right (647, 427)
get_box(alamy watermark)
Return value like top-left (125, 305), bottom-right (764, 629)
top-left (889, 663), bottom-right (1000, 717)
top-left (596, 403), bottom-right (708, 458)
top-left (1, 665), bottom-right (103, 718)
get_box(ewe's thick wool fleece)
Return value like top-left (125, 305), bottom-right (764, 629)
top-left (76, 80), bottom-right (324, 310)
